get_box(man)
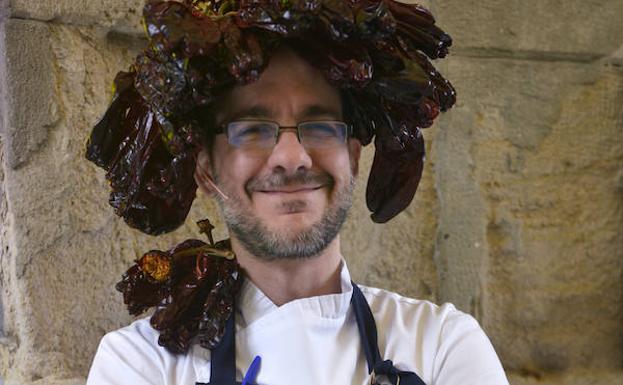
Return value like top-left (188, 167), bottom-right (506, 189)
top-left (86, 1), bottom-right (509, 384)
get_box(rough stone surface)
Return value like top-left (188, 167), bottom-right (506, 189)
top-left (433, 0), bottom-right (623, 58)
top-left (1, 19), bottom-right (59, 168)
top-left (345, 142), bottom-right (439, 302)
top-left (0, 133), bottom-right (16, 381)
top-left (1, 1), bottom-right (623, 385)
top-left (435, 56), bottom-right (623, 377)
top-left (0, 16), bottom-right (24, 385)
top-left (7, 0), bottom-right (144, 33)
top-left (508, 369), bottom-right (623, 385)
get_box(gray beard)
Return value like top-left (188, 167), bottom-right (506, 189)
top-left (215, 177), bottom-right (354, 262)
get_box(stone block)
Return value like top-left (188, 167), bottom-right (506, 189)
top-left (7, 0), bottom-right (145, 33)
top-left (433, 0), bottom-right (623, 58)
top-left (1, 19), bottom-right (59, 168)
top-left (434, 55), bottom-right (623, 373)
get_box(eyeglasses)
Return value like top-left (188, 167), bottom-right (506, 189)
top-left (217, 120), bottom-right (351, 150)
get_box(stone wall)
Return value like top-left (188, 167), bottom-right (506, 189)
top-left (0, 1), bottom-right (622, 384)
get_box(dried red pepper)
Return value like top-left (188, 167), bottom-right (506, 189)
top-left (116, 221), bottom-right (242, 353)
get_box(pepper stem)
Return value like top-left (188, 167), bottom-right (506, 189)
top-left (197, 218), bottom-right (216, 246)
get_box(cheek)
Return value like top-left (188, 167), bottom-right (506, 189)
top-left (313, 150), bottom-right (354, 185)
top-left (215, 151), bottom-right (265, 195)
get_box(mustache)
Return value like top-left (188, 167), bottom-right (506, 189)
top-left (246, 169), bottom-right (334, 191)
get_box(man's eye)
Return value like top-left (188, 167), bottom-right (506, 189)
top-left (239, 123), bottom-right (270, 135)
top-left (228, 122), bottom-right (275, 147)
top-left (302, 122), bottom-right (340, 138)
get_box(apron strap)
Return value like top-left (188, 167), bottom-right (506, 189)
top-left (206, 314), bottom-right (239, 384)
top-left (351, 283), bottom-right (383, 371)
top-left (352, 283), bottom-right (427, 385)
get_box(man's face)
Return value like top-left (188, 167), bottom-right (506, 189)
top-left (196, 48), bottom-right (361, 261)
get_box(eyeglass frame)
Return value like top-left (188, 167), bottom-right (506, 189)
top-left (214, 119), bottom-right (353, 149)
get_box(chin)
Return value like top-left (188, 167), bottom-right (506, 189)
top-left (269, 210), bottom-right (323, 231)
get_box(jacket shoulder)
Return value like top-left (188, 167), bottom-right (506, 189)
top-left (86, 317), bottom-right (208, 385)
top-left (357, 284), bottom-right (467, 332)
top-left (357, 285), bottom-right (509, 385)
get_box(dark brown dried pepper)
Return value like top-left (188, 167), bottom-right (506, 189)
top-left (116, 221), bottom-right (242, 353)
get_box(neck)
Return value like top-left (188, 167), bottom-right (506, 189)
top-left (230, 236), bottom-right (343, 306)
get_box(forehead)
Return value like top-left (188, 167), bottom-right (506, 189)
top-left (216, 48), bottom-right (342, 122)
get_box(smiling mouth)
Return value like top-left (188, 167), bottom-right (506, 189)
top-left (257, 185), bottom-right (324, 194)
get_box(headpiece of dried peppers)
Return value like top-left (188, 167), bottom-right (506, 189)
top-left (86, 0), bottom-right (455, 233)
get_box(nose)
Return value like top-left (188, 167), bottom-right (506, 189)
top-left (265, 130), bottom-right (313, 174)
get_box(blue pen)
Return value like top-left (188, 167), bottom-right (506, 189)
top-left (241, 355), bottom-right (261, 385)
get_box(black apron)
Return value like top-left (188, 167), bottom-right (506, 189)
top-left (197, 283), bottom-right (426, 385)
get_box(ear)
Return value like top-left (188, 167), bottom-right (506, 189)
top-left (195, 148), bottom-right (217, 197)
top-left (347, 138), bottom-right (362, 177)
top-left (195, 148), bottom-right (230, 200)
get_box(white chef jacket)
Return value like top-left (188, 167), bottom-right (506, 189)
top-left (87, 262), bottom-right (509, 385)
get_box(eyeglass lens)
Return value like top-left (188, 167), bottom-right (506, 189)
top-left (226, 121), bottom-right (348, 149)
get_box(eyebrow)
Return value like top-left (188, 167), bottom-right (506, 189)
top-left (225, 104), bottom-right (342, 122)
